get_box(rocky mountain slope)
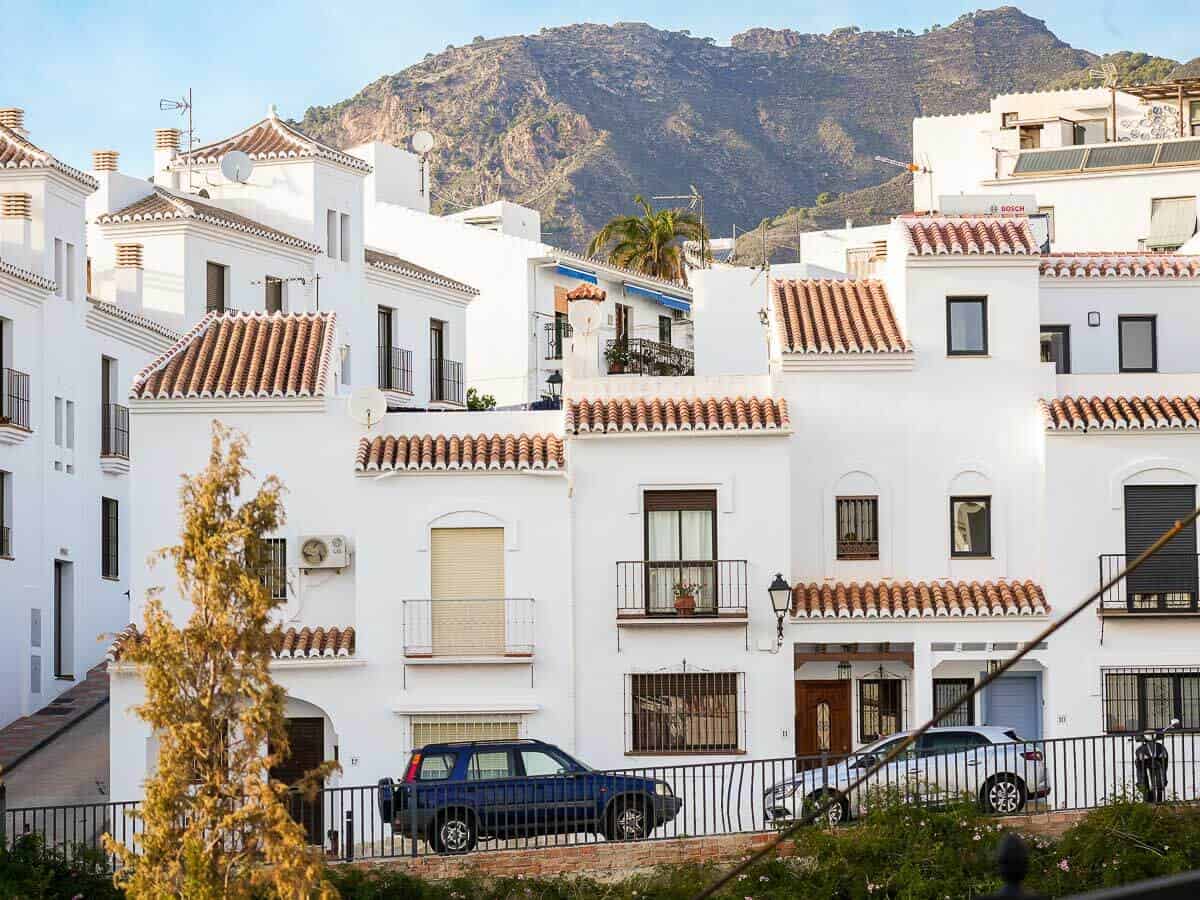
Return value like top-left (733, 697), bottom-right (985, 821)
top-left (297, 6), bottom-right (1173, 251)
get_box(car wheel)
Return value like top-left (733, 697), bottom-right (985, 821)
top-left (982, 776), bottom-right (1026, 815)
top-left (430, 810), bottom-right (477, 854)
top-left (808, 790), bottom-right (850, 826)
top-left (606, 798), bottom-right (650, 841)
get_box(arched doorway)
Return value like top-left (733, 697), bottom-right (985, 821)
top-left (270, 697), bottom-right (337, 846)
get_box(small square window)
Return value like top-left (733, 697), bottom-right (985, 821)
top-left (1118, 316), bottom-right (1157, 373)
top-left (947, 298), bottom-right (987, 356)
top-left (1040, 325), bottom-right (1070, 373)
top-left (950, 496), bottom-right (991, 557)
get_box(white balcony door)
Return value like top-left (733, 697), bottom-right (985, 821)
top-left (430, 527), bottom-right (505, 656)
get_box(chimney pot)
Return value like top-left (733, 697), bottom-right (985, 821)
top-left (92, 150), bottom-right (120, 172)
top-left (1, 192), bottom-right (32, 219)
top-left (0, 108), bottom-right (25, 132)
top-left (154, 128), bottom-right (180, 151)
top-left (115, 243), bottom-right (144, 269)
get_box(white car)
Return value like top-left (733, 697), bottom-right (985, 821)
top-left (764, 726), bottom-right (1050, 825)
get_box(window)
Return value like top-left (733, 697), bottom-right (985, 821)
top-left (520, 750), bottom-right (570, 776)
top-left (615, 303), bottom-right (631, 343)
top-left (261, 538), bottom-right (286, 600)
top-left (205, 261), bottom-right (227, 313)
top-left (1104, 669), bottom-right (1200, 733)
top-left (54, 397), bottom-right (63, 446)
top-left (429, 318), bottom-right (446, 401)
top-left (1001, 112), bottom-right (1018, 129)
top-left (658, 315), bottom-right (672, 346)
top-left (0, 470), bottom-right (11, 557)
top-left (628, 672), bottom-right (742, 754)
top-left (644, 490), bottom-right (717, 614)
top-left (65, 242), bottom-right (76, 300)
top-left (1018, 124), bottom-right (1042, 149)
top-left (553, 311), bottom-right (569, 359)
top-left (919, 731), bottom-right (990, 756)
top-left (53, 560), bottom-right (73, 679)
top-left (325, 209), bottom-right (338, 259)
top-left (1124, 485), bottom-right (1197, 610)
top-left (467, 750), bottom-right (514, 780)
top-left (933, 678), bottom-right (975, 726)
top-left (946, 298), bottom-right (987, 356)
top-left (265, 276), bottom-right (283, 313)
top-left (1073, 119), bottom-right (1106, 145)
top-left (1037, 205), bottom-right (1055, 242)
top-left (101, 497), bottom-right (118, 579)
top-left (950, 496), bottom-right (991, 557)
top-left (429, 527), bottom-right (505, 656)
top-left (1040, 325), bottom-right (1070, 373)
top-left (1118, 315), bottom-right (1157, 373)
top-left (377, 306), bottom-right (395, 389)
top-left (54, 238), bottom-right (64, 297)
top-left (65, 400), bottom-right (74, 450)
top-left (410, 715), bottom-right (522, 747)
top-left (845, 247), bottom-right (873, 278)
top-left (859, 679), bottom-right (902, 743)
top-left (415, 753), bottom-right (456, 781)
top-left (339, 213), bottom-right (351, 263)
top-left (1191, 101), bottom-right (1200, 137)
top-left (1147, 197), bottom-right (1196, 250)
top-left (836, 496), bottom-right (879, 560)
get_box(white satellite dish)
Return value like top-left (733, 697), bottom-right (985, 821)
top-left (220, 150), bottom-right (254, 184)
top-left (348, 387), bottom-right (387, 429)
top-left (411, 130), bottom-right (435, 154)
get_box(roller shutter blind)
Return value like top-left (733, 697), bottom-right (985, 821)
top-left (1147, 197), bottom-right (1197, 249)
top-left (1125, 485), bottom-right (1197, 603)
top-left (206, 262), bottom-right (226, 312)
top-left (412, 717), bottom-right (521, 746)
top-left (430, 527), bottom-right (505, 656)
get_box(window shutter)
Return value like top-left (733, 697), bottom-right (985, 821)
top-left (644, 490), bottom-right (717, 512)
top-left (554, 286), bottom-right (568, 315)
top-left (430, 527), bottom-right (505, 656)
top-left (412, 717), bottom-right (521, 746)
top-left (206, 262), bottom-right (224, 312)
top-left (1125, 485), bottom-right (1198, 596)
top-left (1148, 197), bottom-right (1197, 249)
top-left (265, 278), bottom-right (283, 313)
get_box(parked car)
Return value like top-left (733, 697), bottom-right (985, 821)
top-left (377, 738), bottom-right (682, 853)
top-left (764, 726), bottom-right (1050, 826)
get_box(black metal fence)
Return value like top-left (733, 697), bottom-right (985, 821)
top-left (9, 731), bottom-right (1200, 867)
top-left (544, 321), bottom-right (572, 360)
top-left (431, 358), bottom-right (464, 405)
top-left (377, 345), bottom-right (413, 394)
top-left (1, 367), bottom-right (30, 430)
top-left (615, 559), bottom-right (749, 617)
top-left (605, 338), bottom-right (694, 376)
top-left (2, 792), bottom-right (141, 869)
top-left (1099, 553), bottom-right (1200, 612)
top-left (101, 402), bottom-right (129, 458)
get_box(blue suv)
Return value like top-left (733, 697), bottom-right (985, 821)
top-left (377, 739), bottom-right (682, 853)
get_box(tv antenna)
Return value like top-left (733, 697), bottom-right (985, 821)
top-left (875, 154), bottom-right (933, 212)
top-left (1089, 61), bottom-right (1121, 139)
top-left (160, 88), bottom-right (195, 191)
top-left (653, 185), bottom-right (707, 268)
top-left (411, 130), bottom-right (435, 196)
top-left (220, 150), bottom-right (255, 184)
top-left (348, 387), bottom-right (387, 429)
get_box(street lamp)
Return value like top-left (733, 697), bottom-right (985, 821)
top-left (546, 370), bottom-right (562, 403)
top-left (768, 573), bottom-right (791, 648)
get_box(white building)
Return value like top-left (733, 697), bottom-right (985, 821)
top-left (0, 110), bottom-right (177, 730)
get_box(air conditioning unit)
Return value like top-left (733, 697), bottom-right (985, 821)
top-left (298, 534), bottom-right (349, 570)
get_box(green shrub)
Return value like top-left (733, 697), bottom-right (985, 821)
top-left (0, 834), bottom-right (120, 899)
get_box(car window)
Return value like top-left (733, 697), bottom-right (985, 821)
top-left (418, 753), bottom-right (456, 781)
top-left (467, 750), bottom-right (514, 781)
top-left (520, 750), bottom-right (569, 776)
top-left (857, 736), bottom-right (911, 765)
top-left (919, 732), bottom-right (990, 756)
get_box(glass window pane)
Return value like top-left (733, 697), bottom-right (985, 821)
top-left (1144, 676), bottom-right (1174, 730)
top-left (468, 751), bottom-right (513, 780)
top-left (952, 499), bottom-right (990, 555)
top-left (949, 301), bottom-right (985, 353)
top-left (417, 753), bottom-right (456, 781)
top-left (1180, 677), bottom-right (1200, 730)
top-left (679, 510), bottom-right (713, 560)
top-left (647, 511), bottom-right (680, 561)
top-left (1105, 674), bottom-right (1140, 732)
top-left (1120, 319), bottom-right (1155, 371)
top-left (520, 751), bottom-right (566, 776)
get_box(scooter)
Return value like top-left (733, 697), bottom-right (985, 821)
top-left (1134, 717), bottom-right (1179, 803)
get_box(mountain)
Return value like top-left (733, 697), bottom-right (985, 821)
top-left (297, 7), bottom-right (1169, 252)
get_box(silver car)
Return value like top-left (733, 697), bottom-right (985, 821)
top-left (764, 726), bottom-right (1050, 825)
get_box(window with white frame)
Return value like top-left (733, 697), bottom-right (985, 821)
top-left (409, 715), bottom-right (525, 748)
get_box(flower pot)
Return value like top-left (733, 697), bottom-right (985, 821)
top-left (674, 594), bottom-right (696, 616)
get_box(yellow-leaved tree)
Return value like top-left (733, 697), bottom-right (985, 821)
top-left (106, 422), bottom-right (338, 898)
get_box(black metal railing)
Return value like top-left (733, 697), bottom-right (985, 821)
top-left (616, 559), bottom-right (749, 617)
top-left (544, 321), bottom-right (573, 360)
top-left (1099, 553), bottom-right (1200, 612)
top-left (1, 368), bottom-right (31, 430)
top-left (431, 358), bottom-right (464, 405)
top-left (11, 731), bottom-right (1200, 866)
top-left (604, 338), bottom-right (694, 376)
top-left (2, 792), bottom-right (141, 870)
top-left (0, 525), bottom-right (10, 557)
top-left (101, 403), bottom-right (129, 459)
top-left (377, 345), bottom-right (413, 394)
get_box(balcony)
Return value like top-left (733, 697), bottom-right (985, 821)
top-left (616, 560), bottom-right (749, 623)
top-left (0, 525), bottom-right (10, 558)
top-left (544, 320), bottom-right (572, 360)
top-left (100, 403), bottom-right (130, 474)
top-left (402, 597), bottom-right (534, 660)
top-left (605, 338), bottom-right (694, 377)
top-left (430, 358), bottom-right (464, 406)
top-left (0, 368), bottom-right (31, 444)
top-left (1099, 553), bottom-right (1200, 615)
top-left (377, 345), bottom-right (413, 395)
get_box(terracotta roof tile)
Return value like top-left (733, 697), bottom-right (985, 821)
top-left (0, 256), bottom-right (56, 292)
top-left (791, 580), bottom-right (1050, 618)
top-left (97, 188), bottom-right (321, 253)
top-left (566, 283), bottom-right (606, 302)
top-left (364, 248), bottom-right (479, 295)
top-left (903, 215), bottom-right (1039, 256)
top-left (1041, 253), bottom-right (1200, 279)
top-left (772, 279), bottom-right (909, 354)
top-left (355, 433), bottom-right (564, 472)
top-left (1042, 395), bottom-right (1200, 432)
top-left (130, 311), bottom-right (335, 401)
top-left (0, 123), bottom-right (98, 191)
top-left (566, 396), bottom-right (789, 435)
top-left (108, 624), bottom-right (355, 661)
top-left (172, 114), bottom-right (370, 173)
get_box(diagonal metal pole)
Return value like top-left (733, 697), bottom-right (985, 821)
top-left (692, 508), bottom-right (1200, 899)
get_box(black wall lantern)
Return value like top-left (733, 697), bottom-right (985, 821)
top-left (768, 573), bottom-right (791, 648)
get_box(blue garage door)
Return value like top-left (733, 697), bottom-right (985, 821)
top-left (984, 674), bottom-right (1041, 739)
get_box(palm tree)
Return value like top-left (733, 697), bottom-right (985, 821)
top-left (587, 195), bottom-right (707, 283)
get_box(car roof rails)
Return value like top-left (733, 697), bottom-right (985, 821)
top-left (434, 737), bottom-right (546, 748)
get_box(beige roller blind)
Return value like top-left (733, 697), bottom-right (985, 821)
top-left (430, 527), bottom-right (505, 656)
top-left (412, 717), bottom-right (521, 746)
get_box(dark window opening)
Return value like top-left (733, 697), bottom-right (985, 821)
top-left (101, 497), bottom-right (119, 580)
top-left (644, 490), bottom-right (717, 614)
top-left (265, 277), bottom-right (283, 313)
top-left (658, 315), bottom-right (672, 346)
top-left (205, 261), bottom-right (228, 313)
top-left (933, 678), bottom-right (976, 726)
top-left (859, 679), bottom-right (902, 743)
top-left (1118, 315), bottom-right (1157, 373)
top-left (628, 672), bottom-right (741, 753)
top-left (1104, 669), bottom-right (1200, 733)
top-left (1040, 325), bottom-right (1070, 373)
top-left (836, 496), bottom-right (879, 560)
top-left (950, 496), bottom-right (991, 557)
top-left (947, 298), bottom-right (988, 356)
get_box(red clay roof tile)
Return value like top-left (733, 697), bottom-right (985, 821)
top-left (1041, 253), bottom-right (1200, 279)
top-left (108, 624), bottom-right (355, 661)
top-left (566, 396), bottom-right (789, 435)
top-left (355, 433), bottom-right (564, 472)
top-left (772, 279), bottom-right (909, 354)
top-left (791, 580), bottom-right (1049, 618)
top-left (1042, 395), bottom-right (1200, 431)
top-left (903, 215), bottom-right (1039, 256)
top-left (0, 123), bottom-right (98, 191)
top-left (172, 115), bottom-right (370, 173)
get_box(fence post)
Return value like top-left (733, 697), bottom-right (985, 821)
top-left (408, 784), bottom-right (418, 858)
top-left (344, 809), bottom-right (354, 862)
top-left (982, 832), bottom-right (1045, 899)
top-left (0, 782), bottom-right (6, 850)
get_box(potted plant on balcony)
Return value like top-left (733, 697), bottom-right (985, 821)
top-left (605, 341), bottom-right (630, 374)
top-left (673, 580), bottom-right (701, 616)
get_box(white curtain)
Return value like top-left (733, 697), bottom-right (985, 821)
top-left (648, 511), bottom-right (680, 612)
top-left (954, 501), bottom-right (987, 553)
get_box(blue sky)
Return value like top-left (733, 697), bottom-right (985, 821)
top-left (2, 1), bottom-right (1193, 175)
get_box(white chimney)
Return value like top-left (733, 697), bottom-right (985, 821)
top-left (154, 128), bottom-right (180, 190)
top-left (564, 282), bottom-right (606, 381)
top-left (114, 243), bottom-right (144, 312)
top-left (0, 108), bottom-right (28, 137)
top-left (0, 192), bottom-right (32, 271)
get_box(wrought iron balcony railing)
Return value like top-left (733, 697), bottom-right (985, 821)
top-left (1099, 553), bottom-right (1200, 613)
top-left (377, 345), bottom-right (413, 394)
top-left (1, 368), bottom-right (31, 430)
top-left (101, 403), bottom-right (129, 459)
top-left (402, 597), bottom-right (535, 658)
top-left (544, 321), bottom-right (573, 360)
top-left (431, 358), bottom-right (464, 405)
top-left (604, 338), bottom-right (694, 377)
top-left (616, 560), bottom-right (749, 618)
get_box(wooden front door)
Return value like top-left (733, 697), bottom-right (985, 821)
top-left (794, 681), bottom-right (852, 764)
top-left (269, 717), bottom-right (325, 845)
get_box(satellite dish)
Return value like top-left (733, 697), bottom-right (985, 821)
top-left (348, 387), bottom-right (387, 429)
top-left (220, 150), bottom-right (255, 183)
top-left (411, 130), bottom-right (435, 154)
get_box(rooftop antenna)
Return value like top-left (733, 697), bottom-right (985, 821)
top-left (875, 155), bottom-right (933, 213)
top-left (159, 88), bottom-right (194, 191)
top-left (1089, 61), bottom-right (1120, 139)
top-left (348, 387), bottom-right (387, 430)
top-left (411, 130), bottom-right (435, 196)
top-left (653, 185), bottom-right (707, 268)
top-left (219, 149), bottom-right (255, 184)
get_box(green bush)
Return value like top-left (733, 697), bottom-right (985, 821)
top-left (0, 834), bottom-right (120, 899)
